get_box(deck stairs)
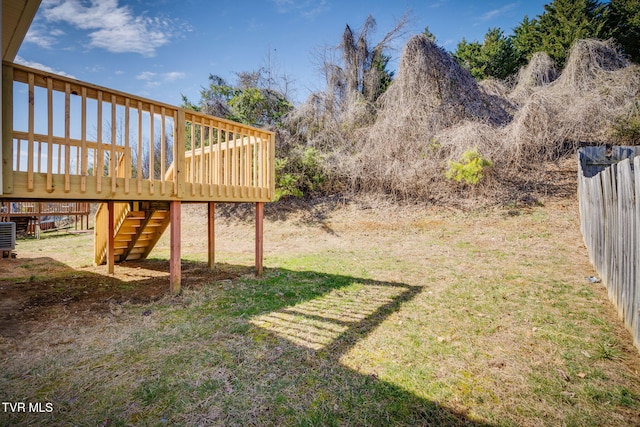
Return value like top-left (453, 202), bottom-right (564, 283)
top-left (95, 202), bottom-right (170, 265)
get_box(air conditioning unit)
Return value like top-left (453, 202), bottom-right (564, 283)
top-left (0, 222), bottom-right (16, 252)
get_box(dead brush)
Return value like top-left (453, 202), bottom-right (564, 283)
top-left (508, 51), bottom-right (557, 105)
top-left (336, 34), bottom-right (512, 201)
top-left (502, 39), bottom-right (640, 168)
top-left (328, 37), bottom-right (640, 204)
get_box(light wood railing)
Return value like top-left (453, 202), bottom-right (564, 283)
top-left (2, 61), bottom-right (275, 203)
top-left (0, 201), bottom-right (90, 216)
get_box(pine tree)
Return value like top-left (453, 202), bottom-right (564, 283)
top-left (537, 0), bottom-right (608, 67)
top-left (453, 28), bottom-right (518, 80)
top-left (606, 0), bottom-right (640, 63)
top-left (512, 15), bottom-right (542, 65)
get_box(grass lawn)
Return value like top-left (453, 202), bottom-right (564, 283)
top-left (1, 197), bottom-right (639, 426)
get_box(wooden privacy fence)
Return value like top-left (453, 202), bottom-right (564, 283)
top-left (578, 146), bottom-right (640, 349)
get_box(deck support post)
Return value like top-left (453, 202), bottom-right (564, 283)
top-left (2, 63), bottom-right (14, 194)
top-left (208, 202), bottom-right (215, 269)
top-left (170, 200), bottom-right (181, 295)
top-left (107, 201), bottom-right (115, 274)
top-left (255, 202), bottom-right (264, 276)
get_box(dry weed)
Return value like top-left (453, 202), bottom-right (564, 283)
top-left (508, 52), bottom-right (557, 105)
top-left (318, 37), bottom-right (640, 204)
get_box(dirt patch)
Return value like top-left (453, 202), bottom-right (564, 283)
top-left (0, 260), bottom-right (246, 339)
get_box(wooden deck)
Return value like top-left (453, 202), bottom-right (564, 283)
top-left (1, 61), bottom-right (275, 291)
top-left (2, 61), bottom-right (275, 203)
top-left (0, 201), bottom-right (90, 234)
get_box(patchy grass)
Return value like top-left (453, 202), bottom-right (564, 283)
top-left (1, 198), bottom-right (640, 426)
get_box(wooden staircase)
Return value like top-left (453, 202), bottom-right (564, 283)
top-left (95, 202), bottom-right (171, 265)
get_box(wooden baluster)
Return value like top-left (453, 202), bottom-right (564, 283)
top-left (258, 133), bottom-right (264, 198)
top-left (208, 120), bottom-right (215, 197)
top-left (124, 98), bottom-right (130, 194)
top-left (217, 123), bottom-right (223, 197)
top-left (27, 73), bottom-right (34, 191)
top-left (190, 118), bottom-right (196, 196)
top-left (223, 124), bottom-right (230, 197)
top-left (111, 93), bottom-right (117, 194)
top-left (16, 139), bottom-right (21, 172)
top-left (269, 132), bottom-right (275, 200)
top-left (244, 131), bottom-right (250, 197)
top-left (96, 91), bottom-right (103, 193)
top-left (160, 107), bottom-right (166, 195)
top-left (137, 101), bottom-right (143, 195)
top-left (200, 121), bottom-right (205, 196)
top-left (231, 126), bottom-right (237, 193)
top-left (149, 105), bottom-right (155, 195)
top-left (175, 110), bottom-right (185, 198)
top-left (239, 129), bottom-right (244, 193)
top-left (57, 141), bottom-right (62, 175)
top-left (46, 77), bottom-right (53, 192)
top-left (64, 83), bottom-right (71, 192)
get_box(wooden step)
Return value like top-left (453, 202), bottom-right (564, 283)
top-left (96, 204), bottom-right (172, 265)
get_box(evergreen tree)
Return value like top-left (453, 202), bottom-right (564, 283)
top-left (423, 26), bottom-right (436, 43)
top-left (512, 15), bottom-right (542, 65)
top-left (606, 0), bottom-right (640, 63)
top-left (453, 28), bottom-right (518, 80)
top-left (454, 38), bottom-right (483, 79)
top-left (537, 0), bottom-right (608, 67)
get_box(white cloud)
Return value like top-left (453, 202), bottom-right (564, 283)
top-left (163, 72), bottom-right (185, 81)
top-left (478, 3), bottom-right (517, 22)
top-left (38, 0), bottom-right (189, 57)
top-left (136, 71), bottom-right (157, 80)
top-left (136, 70), bottom-right (185, 88)
top-left (24, 27), bottom-right (58, 49)
top-left (428, 1), bottom-right (447, 8)
top-left (273, 0), bottom-right (327, 18)
top-left (14, 56), bottom-right (76, 79)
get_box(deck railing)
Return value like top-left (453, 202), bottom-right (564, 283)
top-left (0, 201), bottom-right (90, 216)
top-left (2, 61), bottom-right (275, 202)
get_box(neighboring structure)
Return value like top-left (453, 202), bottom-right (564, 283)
top-left (1, 0), bottom-right (275, 294)
top-left (0, 201), bottom-right (91, 235)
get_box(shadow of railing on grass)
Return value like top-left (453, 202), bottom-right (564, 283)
top-left (1, 259), bottom-right (494, 426)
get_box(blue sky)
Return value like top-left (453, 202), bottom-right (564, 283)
top-left (17, 0), bottom-right (550, 106)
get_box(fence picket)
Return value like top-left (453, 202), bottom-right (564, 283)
top-left (579, 148), bottom-right (640, 351)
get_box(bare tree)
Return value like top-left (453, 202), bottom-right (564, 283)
top-left (288, 13), bottom-right (410, 150)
